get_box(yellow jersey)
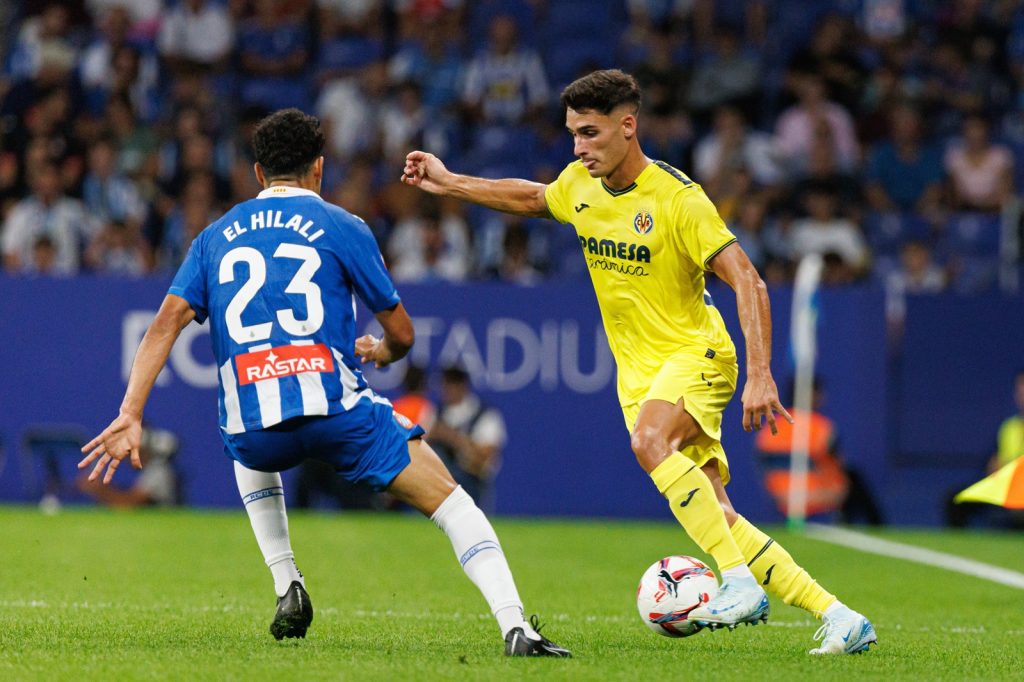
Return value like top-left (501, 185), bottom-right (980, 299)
top-left (545, 159), bottom-right (738, 406)
top-left (997, 415), bottom-right (1024, 468)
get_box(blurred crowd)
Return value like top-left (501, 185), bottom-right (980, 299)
top-left (2, 0), bottom-right (1024, 293)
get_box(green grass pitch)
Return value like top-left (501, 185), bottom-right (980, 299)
top-left (1, 506), bottom-right (1021, 681)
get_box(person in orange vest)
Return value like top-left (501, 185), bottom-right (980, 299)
top-left (755, 378), bottom-right (883, 524)
top-left (391, 363), bottom-right (437, 432)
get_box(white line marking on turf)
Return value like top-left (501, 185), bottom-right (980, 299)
top-left (3, 600), bottom-right (1022, 636)
top-left (806, 523), bottom-right (1024, 590)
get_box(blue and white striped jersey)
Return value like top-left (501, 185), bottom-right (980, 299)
top-left (169, 186), bottom-right (399, 434)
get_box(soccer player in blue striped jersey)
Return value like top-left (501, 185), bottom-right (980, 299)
top-left (79, 109), bottom-right (569, 657)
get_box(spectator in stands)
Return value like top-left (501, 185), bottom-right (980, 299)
top-left (389, 197), bottom-right (470, 283)
top-left (158, 170), bottom-right (218, 268)
top-left (317, 60), bottom-right (387, 162)
top-left (892, 240), bottom-right (947, 293)
top-left (387, 21), bottom-right (465, 116)
top-left (104, 94), bottom-right (158, 179)
top-left (694, 105), bottom-right (782, 200)
top-left (237, 0), bottom-right (312, 111)
top-left (775, 73), bottom-right (860, 178)
top-left (380, 81), bottom-right (449, 165)
top-left (788, 181), bottom-right (869, 276)
top-left (686, 28), bottom-right (762, 120)
top-left (315, 0), bottom-right (385, 86)
top-left (2, 162), bottom-right (93, 275)
top-left (157, 0), bottom-right (234, 74)
top-left (865, 104), bottom-right (945, 217)
top-left (727, 195), bottom-right (769, 272)
top-left (944, 113), bottom-right (1014, 213)
top-left (494, 220), bottom-right (541, 285)
top-left (80, 6), bottom-right (159, 120)
top-left (429, 365), bottom-right (507, 511)
top-left (786, 14), bottom-right (866, 113)
top-left (462, 14), bottom-right (549, 125)
top-left (82, 134), bottom-right (147, 229)
top-left (84, 219), bottom-right (148, 275)
top-left (6, 3), bottom-right (78, 83)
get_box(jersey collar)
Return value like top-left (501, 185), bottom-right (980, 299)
top-left (256, 186), bottom-right (323, 199)
top-left (599, 161), bottom-right (657, 197)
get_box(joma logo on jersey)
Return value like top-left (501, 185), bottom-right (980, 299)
top-left (235, 343), bottom-right (334, 385)
top-left (578, 236), bottom-right (652, 263)
top-left (633, 209), bottom-right (654, 236)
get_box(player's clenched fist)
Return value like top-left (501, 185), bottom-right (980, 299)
top-left (355, 334), bottom-right (393, 368)
top-left (402, 151), bottom-right (450, 193)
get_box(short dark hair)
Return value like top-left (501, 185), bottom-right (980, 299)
top-left (252, 108), bottom-right (325, 179)
top-left (560, 69), bottom-right (641, 115)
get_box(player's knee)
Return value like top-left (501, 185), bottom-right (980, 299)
top-left (630, 427), bottom-right (670, 473)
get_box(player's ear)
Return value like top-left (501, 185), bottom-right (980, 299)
top-left (313, 156), bottom-right (324, 180)
top-left (621, 114), bottom-right (637, 140)
top-left (253, 162), bottom-right (266, 187)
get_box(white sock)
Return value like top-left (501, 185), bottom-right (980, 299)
top-left (430, 486), bottom-right (526, 637)
top-left (720, 564), bottom-right (755, 581)
top-left (823, 600), bottom-right (847, 619)
top-left (234, 461), bottom-right (303, 597)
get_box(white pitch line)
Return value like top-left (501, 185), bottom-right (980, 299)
top-left (805, 523), bottom-right (1024, 590)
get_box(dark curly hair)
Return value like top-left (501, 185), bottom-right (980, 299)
top-left (560, 69), bottom-right (641, 115)
top-left (252, 108), bottom-right (326, 179)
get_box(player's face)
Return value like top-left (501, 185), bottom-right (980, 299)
top-left (566, 107), bottom-right (634, 178)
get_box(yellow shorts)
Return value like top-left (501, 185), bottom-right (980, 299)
top-left (621, 350), bottom-right (739, 484)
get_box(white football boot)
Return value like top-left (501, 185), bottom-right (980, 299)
top-left (809, 604), bottom-right (877, 654)
top-left (688, 575), bottom-right (770, 630)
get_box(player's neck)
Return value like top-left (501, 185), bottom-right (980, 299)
top-left (265, 178), bottom-right (320, 193)
top-left (602, 148), bottom-right (650, 191)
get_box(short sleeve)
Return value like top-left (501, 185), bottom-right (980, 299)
top-left (344, 219), bottom-right (401, 313)
top-left (675, 190), bottom-right (737, 269)
top-left (168, 236), bottom-right (209, 323)
top-left (543, 164), bottom-right (576, 224)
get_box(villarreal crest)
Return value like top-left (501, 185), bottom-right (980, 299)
top-left (633, 209), bottom-right (654, 236)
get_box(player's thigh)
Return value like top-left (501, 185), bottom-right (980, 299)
top-left (386, 438), bottom-right (458, 516)
top-left (643, 350), bottom-right (737, 444)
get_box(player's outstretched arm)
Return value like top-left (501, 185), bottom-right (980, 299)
top-left (78, 294), bottom-right (195, 484)
top-left (709, 243), bottom-right (793, 434)
top-left (402, 150), bottom-right (550, 218)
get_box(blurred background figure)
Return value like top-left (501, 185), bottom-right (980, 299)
top-left (76, 424), bottom-right (180, 508)
top-left (755, 378), bottom-right (884, 526)
top-left (392, 362), bottom-right (437, 432)
top-left (946, 370), bottom-right (1024, 530)
top-left (428, 365), bottom-right (507, 512)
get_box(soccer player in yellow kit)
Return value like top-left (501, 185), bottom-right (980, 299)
top-left (403, 69), bottom-right (876, 654)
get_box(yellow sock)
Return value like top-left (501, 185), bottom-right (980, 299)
top-left (730, 515), bottom-right (836, 618)
top-left (650, 453), bottom-right (745, 572)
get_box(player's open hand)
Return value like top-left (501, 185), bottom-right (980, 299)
top-left (740, 375), bottom-right (793, 435)
top-left (402, 151), bottom-right (450, 194)
top-left (355, 334), bottom-right (393, 368)
top-left (78, 412), bottom-right (144, 484)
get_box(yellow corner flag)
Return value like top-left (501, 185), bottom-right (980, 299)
top-left (954, 458), bottom-right (1024, 509)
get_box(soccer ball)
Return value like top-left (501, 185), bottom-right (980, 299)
top-left (636, 555), bottom-right (718, 637)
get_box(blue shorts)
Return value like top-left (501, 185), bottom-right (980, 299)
top-left (221, 398), bottom-right (424, 491)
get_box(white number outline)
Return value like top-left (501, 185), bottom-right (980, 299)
top-left (219, 244), bottom-right (324, 344)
